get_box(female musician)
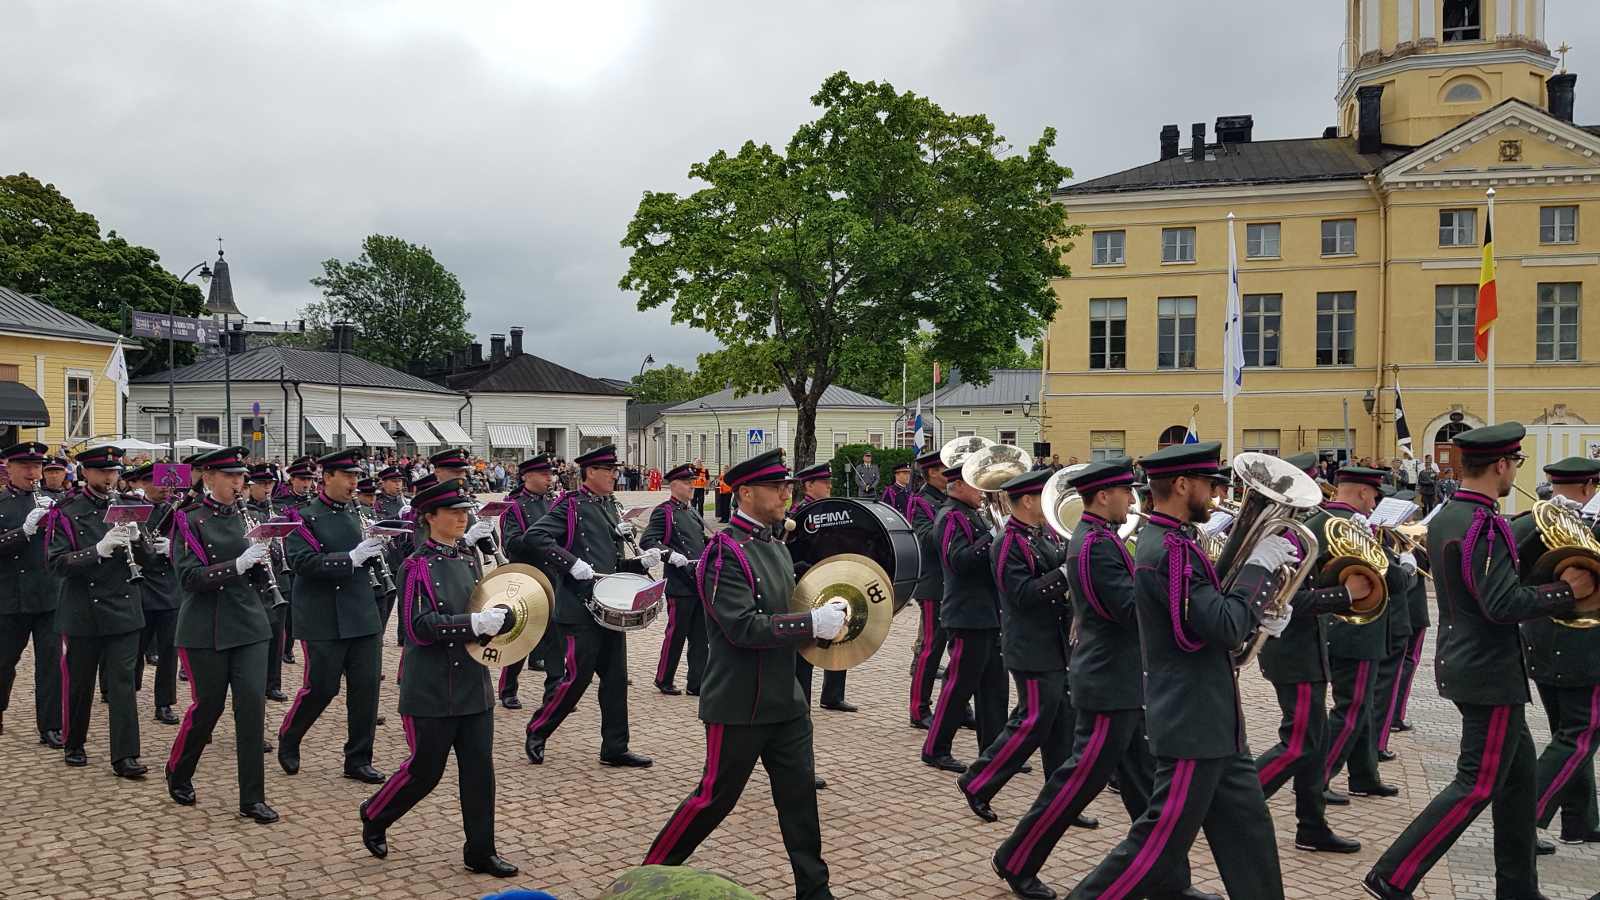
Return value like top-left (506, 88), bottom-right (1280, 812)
top-left (358, 478), bottom-right (518, 877)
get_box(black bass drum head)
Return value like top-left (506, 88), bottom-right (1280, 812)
top-left (786, 497), bottom-right (919, 611)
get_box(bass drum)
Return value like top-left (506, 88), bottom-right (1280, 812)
top-left (786, 497), bottom-right (919, 612)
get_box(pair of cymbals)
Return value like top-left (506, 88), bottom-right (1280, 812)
top-left (465, 564), bottom-right (552, 667)
top-left (789, 554), bottom-right (895, 671)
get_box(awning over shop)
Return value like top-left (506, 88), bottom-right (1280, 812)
top-left (395, 418), bottom-right (439, 446)
top-left (303, 416), bottom-right (352, 443)
top-left (345, 417), bottom-right (396, 447)
top-left (430, 419), bottom-right (473, 444)
top-left (578, 425), bottom-right (619, 438)
top-left (0, 381), bottom-right (50, 428)
top-left (486, 424), bottom-right (533, 448)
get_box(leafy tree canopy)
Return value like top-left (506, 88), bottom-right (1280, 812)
top-left (306, 235), bottom-right (473, 371)
top-left (628, 363), bottom-right (723, 405)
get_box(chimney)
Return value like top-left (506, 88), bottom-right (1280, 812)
top-left (1548, 72), bottom-right (1577, 123)
top-left (1190, 123), bottom-right (1206, 162)
top-left (1159, 124), bottom-right (1181, 160)
top-left (509, 327), bottom-right (524, 357)
top-left (1357, 84), bottom-right (1385, 154)
top-left (227, 323), bottom-right (247, 355)
top-left (1215, 115), bottom-right (1254, 144)
top-left (490, 334), bottom-right (506, 363)
top-left (1322, 126), bottom-right (1339, 139)
top-left (406, 360), bottom-right (424, 376)
top-left (451, 348), bottom-right (467, 373)
top-left (470, 342), bottom-right (484, 366)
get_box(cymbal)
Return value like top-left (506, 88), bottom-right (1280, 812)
top-left (465, 563), bottom-right (551, 667)
top-left (789, 553), bottom-right (893, 671)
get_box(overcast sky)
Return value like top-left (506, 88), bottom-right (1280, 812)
top-left (4, 1), bottom-right (1598, 381)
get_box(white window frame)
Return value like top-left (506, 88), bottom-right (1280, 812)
top-left (195, 416), bottom-right (221, 447)
top-left (1092, 230), bottom-right (1125, 267)
top-left (1439, 209), bottom-right (1476, 247)
top-left (956, 428), bottom-right (976, 438)
top-left (867, 431), bottom-right (884, 448)
top-left (1089, 298), bottom-right (1128, 370)
top-left (1321, 219), bottom-right (1357, 256)
top-left (832, 431), bottom-right (849, 452)
top-left (998, 430), bottom-right (1018, 446)
top-left (1161, 227), bottom-right (1196, 264)
top-left (1540, 206), bottom-right (1578, 244)
top-left (64, 369), bottom-right (92, 441)
top-left (1536, 282), bottom-right (1581, 362)
top-left (1243, 429), bottom-right (1281, 456)
top-left (1089, 430), bottom-right (1126, 462)
top-left (1245, 223), bottom-right (1280, 259)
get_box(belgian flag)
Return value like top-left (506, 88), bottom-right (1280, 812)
top-left (1474, 212), bottom-right (1498, 363)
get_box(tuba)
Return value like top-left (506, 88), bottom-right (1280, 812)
top-left (1525, 500), bottom-right (1600, 628)
top-left (939, 435), bottom-right (995, 470)
top-left (1042, 463), bottom-right (1146, 543)
top-left (960, 443), bottom-right (1030, 531)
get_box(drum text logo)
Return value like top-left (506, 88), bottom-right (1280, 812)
top-left (803, 510), bottom-right (853, 534)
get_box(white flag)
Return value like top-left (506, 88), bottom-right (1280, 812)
top-left (103, 338), bottom-right (129, 398)
top-left (1223, 214), bottom-right (1245, 404)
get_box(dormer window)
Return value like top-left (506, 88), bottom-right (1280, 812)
top-left (1443, 0), bottom-right (1481, 43)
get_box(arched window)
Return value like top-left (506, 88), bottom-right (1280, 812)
top-left (1157, 425), bottom-right (1189, 449)
top-left (1435, 422), bottom-right (1472, 444)
top-left (1444, 83), bottom-right (1483, 103)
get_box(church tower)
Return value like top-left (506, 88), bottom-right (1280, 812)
top-left (1338, 0), bottom-right (1559, 146)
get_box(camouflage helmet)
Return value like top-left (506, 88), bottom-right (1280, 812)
top-left (591, 865), bottom-right (761, 900)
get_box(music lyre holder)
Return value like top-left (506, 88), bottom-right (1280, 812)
top-left (103, 504), bottom-right (154, 525)
top-left (151, 464), bottom-right (191, 490)
top-left (246, 521), bottom-right (302, 541)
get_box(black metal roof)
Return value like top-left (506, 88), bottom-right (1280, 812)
top-left (626, 401), bottom-right (675, 430)
top-left (130, 346), bottom-right (457, 393)
top-left (1057, 137), bottom-right (1409, 196)
top-left (0, 287), bottom-right (122, 345)
top-left (204, 251), bottom-right (242, 316)
top-left (432, 352), bottom-right (628, 396)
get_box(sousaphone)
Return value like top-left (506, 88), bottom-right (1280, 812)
top-left (789, 553), bottom-right (894, 670)
top-left (465, 563), bottom-right (552, 667)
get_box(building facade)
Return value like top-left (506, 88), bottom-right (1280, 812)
top-left (912, 369), bottom-right (1045, 453)
top-left (0, 287), bottom-right (122, 450)
top-left (661, 385), bottom-right (897, 471)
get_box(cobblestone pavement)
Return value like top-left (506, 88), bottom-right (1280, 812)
top-left (0, 499), bottom-right (1593, 899)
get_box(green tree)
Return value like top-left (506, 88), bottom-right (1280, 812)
top-left (629, 363), bottom-right (717, 405)
top-left (0, 173), bottom-right (208, 376)
top-left (306, 235), bottom-right (472, 370)
top-left (622, 73), bottom-right (1076, 466)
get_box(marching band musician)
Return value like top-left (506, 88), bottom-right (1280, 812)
top-left (907, 450), bottom-right (957, 730)
top-left (877, 461), bottom-right (913, 511)
top-left (644, 462), bottom-right (709, 697)
top-left (358, 478), bottom-right (518, 878)
top-left (790, 463), bottom-right (853, 713)
top-left (277, 457), bottom-right (319, 667)
top-left (643, 449), bottom-right (846, 900)
top-left (278, 448), bottom-right (390, 784)
top-left (123, 463), bottom-right (183, 727)
top-left (1365, 423), bottom-right (1598, 900)
top-left (516, 444), bottom-right (658, 768)
top-left (244, 464), bottom-right (290, 702)
top-left (374, 466), bottom-right (408, 519)
top-left (0, 441), bottom-right (63, 748)
top-left (959, 468), bottom-right (1075, 822)
top-left (164, 447), bottom-right (278, 823)
top-left (497, 454), bottom-right (563, 709)
top-left (1514, 456), bottom-right (1600, 846)
top-left (1068, 441), bottom-right (1294, 900)
top-left (45, 444), bottom-right (153, 776)
top-left (1371, 487), bottom-right (1418, 764)
top-left (40, 456), bottom-right (69, 502)
top-left (1386, 499), bottom-right (1431, 736)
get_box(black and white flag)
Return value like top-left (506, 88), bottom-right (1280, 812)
top-left (1394, 376), bottom-right (1412, 455)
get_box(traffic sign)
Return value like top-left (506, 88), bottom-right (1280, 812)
top-left (252, 402), bottom-right (261, 415)
top-left (748, 429), bottom-right (764, 445)
top-left (252, 432), bottom-right (263, 441)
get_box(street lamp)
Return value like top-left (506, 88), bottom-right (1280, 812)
top-left (166, 262), bottom-right (213, 459)
top-left (1361, 388), bottom-right (1376, 417)
top-left (697, 401), bottom-right (722, 474)
top-left (332, 323), bottom-right (356, 450)
top-left (638, 353), bottom-right (655, 379)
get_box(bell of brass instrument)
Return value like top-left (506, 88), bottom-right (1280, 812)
top-left (1524, 499), bottom-right (1600, 628)
top-left (939, 435), bottom-right (995, 471)
top-left (1317, 517), bottom-right (1390, 623)
top-left (1213, 453), bottom-right (1324, 668)
top-left (358, 505), bottom-right (400, 597)
top-left (1044, 462), bottom-right (1147, 546)
top-left (236, 496), bottom-right (289, 609)
top-left (961, 443), bottom-right (1029, 531)
top-left (1375, 522), bottom-right (1433, 581)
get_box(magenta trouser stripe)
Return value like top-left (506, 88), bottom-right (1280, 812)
top-left (1325, 660), bottom-right (1371, 783)
top-left (166, 648), bottom-right (201, 770)
top-left (528, 635), bottom-right (579, 734)
top-left (656, 599), bottom-right (680, 684)
top-left (58, 635), bottom-right (70, 738)
top-left (278, 640), bottom-right (313, 739)
top-left (1536, 684), bottom-right (1600, 821)
top-left (647, 722), bottom-right (724, 863)
top-left (968, 677), bottom-right (1041, 797)
top-left (1379, 651), bottom-right (1410, 752)
top-left (497, 666), bottom-right (510, 695)
top-left (1392, 705), bottom-right (1511, 889)
top-left (1102, 758), bottom-right (1197, 900)
top-left (364, 714), bottom-right (419, 819)
top-left (1006, 712), bottom-right (1112, 873)
top-left (1396, 630), bottom-right (1427, 721)
top-left (1260, 682), bottom-right (1313, 787)
top-left (909, 600), bottom-right (938, 721)
top-left (923, 636), bottom-right (965, 756)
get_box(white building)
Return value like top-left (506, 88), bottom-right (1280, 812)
top-left (661, 384), bottom-right (898, 471)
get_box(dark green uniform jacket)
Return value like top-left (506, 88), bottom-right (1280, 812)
top-left (374, 493), bottom-right (406, 520)
top-left (1253, 515), bottom-right (1358, 684)
top-left (937, 498), bottom-right (998, 629)
top-left (1512, 510), bottom-right (1600, 687)
top-left (139, 500), bottom-right (181, 613)
top-left (908, 485), bottom-right (945, 601)
top-left (1407, 546), bottom-right (1432, 630)
top-left (46, 490), bottom-right (148, 637)
top-left (1134, 510), bottom-right (1278, 759)
top-left (695, 512), bottom-right (816, 725)
top-left (1064, 512), bottom-right (1143, 711)
top-left (284, 493), bottom-right (381, 640)
top-left (1311, 503), bottom-right (1409, 661)
top-left (641, 496), bottom-right (707, 597)
top-left (1426, 488), bottom-right (1578, 706)
top-left (513, 488), bottom-right (648, 627)
top-left (0, 485), bottom-right (61, 614)
top-left (170, 497), bottom-right (273, 650)
top-left (397, 540), bottom-right (492, 717)
top-left (994, 517), bottom-right (1070, 672)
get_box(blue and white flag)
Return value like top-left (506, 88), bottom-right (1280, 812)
top-left (1185, 415), bottom-right (1199, 444)
top-left (1223, 213), bottom-right (1245, 405)
top-left (912, 403), bottom-right (925, 451)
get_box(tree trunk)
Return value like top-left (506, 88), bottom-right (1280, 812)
top-left (793, 399), bottom-right (819, 470)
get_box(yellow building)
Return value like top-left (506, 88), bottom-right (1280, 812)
top-left (0, 287), bottom-right (123, 451)
top-left (1041, 0), bottom-right (1600, 474)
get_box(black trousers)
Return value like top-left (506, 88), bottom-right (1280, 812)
top-left (1533, 681), bottom-right (1600, 833)
top-left (363, 709), bottom-right (498, 862)
top-left (795, 658), bottom-right (845, 707)
top-left (924, 627), bottom-right (1006, 759)
top-left (525, 617), bottom-right (630, 759)
top-left (62, 631), bottom-right (142, 761)
top-left (135, 608), bottom-right (179, 708)
top-left (265, 617), bottom-right (285, 693)
top-left (0, 610), bottom-right (60, 735)
top-left (961, 669), bottom-right (1074, 804)
top-left (1372, 633), bottom-right (1410, 753)
top-left (1255, 680), bottom-right (1332, 836)
top-left (1324, 655), bottom-right (1381, 791)
top-left (168, 641), bottom-right (268, 806)
top-left (908, 599), bottom-right (949, 723)
top-left (1393, 628), bottom-right (1428, 726)
top-left (1372, 703), bottom-right (1539, 897)
top-left (1067, 751), bottom-right (1283, 900)
top-left (498, 621), bottom-right (567, 704)
top-left (646, 715), bottom-right (830, 900)
top-left (281, 607), bottom-right (295, 660)
top-left (278, 633), bottom-right (381, 769)
top-left (655, 593), bottom-right (707, 693)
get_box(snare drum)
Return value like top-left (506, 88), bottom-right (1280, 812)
top-left (586, 572), bottom-right (667, 631)
top-left (786, 497), bottom-right (920, 612)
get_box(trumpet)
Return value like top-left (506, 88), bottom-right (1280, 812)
top-left (235, 496), bottom-right (288, 609)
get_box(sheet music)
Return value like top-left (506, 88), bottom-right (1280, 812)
top-left (1201, 511), bottom-right (1234, 535)
top-left (1582, 493), bottom-right (1600, 519)
top-left (1368, 498), bottom-right (1419, 528)
top-left (1420, 503), bottom-right (1444, 526)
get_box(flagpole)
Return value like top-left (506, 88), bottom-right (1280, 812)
top-left (1224, 212), bottom-right (1241, 460)
top-left (1486, 188), bottom-right (1497, 425)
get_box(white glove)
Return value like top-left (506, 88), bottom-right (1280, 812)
top-left (669, 551), bottom-right (690, 568)
top-left (811, 598), bottom-right (850, 641)
top-left (570, 558), bottom-right (595, 580)
top-left (1245, 534), bottom-right (1299, 572)
top-left (95, 526), bottom-right (133, 558)
top-left (470, 607), bottom-right (507, 637)
top-left (151, 536), bottom-right (172, 557)
top-left (1349, 512), bottom-right (1372, 532)
top-left (637, 547), bottom-right (663, 569)
top-left (130, 488), bottom-right (147, 500)
top-left (348, 537), bottom-right (386, 566)
top-left (235, 542), bottom-right (270, 574)
top-left (1552, 494), bottom-right (1585, 512)
top-left (1398, 551), bottom-right (1418, 575)
top-left (615, 520), bottom-right (636, 538)
top-left (1259, 604), bottom-right (1293, 638)
top-left (22, 505), bottom-right (50, 536)
top-left (464, 521), bottom-right (495, 544)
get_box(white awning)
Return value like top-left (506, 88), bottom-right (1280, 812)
top-left (345, 417), bottom-right (396, 447)
top-left (304, 416), bottom-right (352, 443)
top-left (429, 419), bottom-right (474, 444)
top-left (486, 423), bottom-right (533, 448)
top-left (579, 425), bottom-right (619, 438)
top-left (395, 419), bottom-right (439, 446)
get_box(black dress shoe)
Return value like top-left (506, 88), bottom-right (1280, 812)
top-left (815, 776), bottom-right (828, 790)
top-left (525, 734), bottom-right (545, 764)
top-left (1152, 891), bottom-right (1223, 900)
top-left (910, 717), bottom-right (931, 730)
top-left (113, 757), bottom-right (148, 778)
top-left (685, 687), bottom-right (699, 696)
top-left (344, 765), bottom-right (388, 784)
top-left (501, 695), bottom-right (522, 710)
top-left (375, 715), bottom-right (386, 726)
top-left (465, 854), bottom-right (518, 878)
top-left (262, 740), bottom-right (274, 754)
top-left (600, 751), bottom-right (653, 768)
top-left (1349, 782), bottom-right (1399, 797)
top-left (1390, 720), bottom-right (1413, 732)
top-left (278, 743), bottom-right (300, 775)
top-left (1361, 872), bottom-right (1409, 900)
top-left (239, 802), bottom-right (278, 824)
top-left (529, 658), bottom-right (545, 671)
top-left (654, 680), bottom-right (682, 696)
top-left (820, 700), bottom-right (858, 712)
top-left (1019, 763), bottom-right (1033, 774)
top-left (1560, 825), bottom-right (1600, 844)
top-left (282, 653), bottom-right (296, 665)
top-left (991, 854), bottom-right (1056, 900)
top-left (965, 789), bottom-right (998, 822)
top-left (1073, 814), bottom-right (1098, 829)
top-left (1324, 788), bottom-right (1350, 805)
top-left (39, 729), bottom-right (63, 749)
top-left (265, 688), bottom-right (288, 702)
top-left (360, 801), bottom-right (388, 858)
top-left (154, 706), bottom-right (179, 725)
top-left (1377, 749), bottom-right (1397, 762)
top-left (922, 753), bottom-right (966, 773)
top-left (64, 748), bottom-right (87, 767)
top-left (937, 665), bottom-right (948, 679)
top-left (1536, 837), bottom-right (1556, 855)
top-left (1295, 831), bottom-right (1361, 853)
top-left (165, 766), bottom-right (196, 806)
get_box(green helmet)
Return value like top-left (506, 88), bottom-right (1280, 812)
top-left (590, 865), bottom-right (762, 900)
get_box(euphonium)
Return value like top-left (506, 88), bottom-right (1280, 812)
top-left (1043, 463), bottom-right (1146, 544)
top-left (960, 443), bottom-right (1029, 531)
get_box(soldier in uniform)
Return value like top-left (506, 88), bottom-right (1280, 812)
top-left (1364, 423), bottom-right (1598, 900)
top-left (0, 441), bottom-right (62, 747)
top-left (517, 444), bottom-right (658, 767)
top-left (46, 444), bottom-right (152, 776)
top-left (790, 463), bottom-right (853, 712)
top-left (643, 449), bottom-right (846, 900)
top-left (243, 464), bottom-right (289, 702)
top-left (877, 461), bottom-right (912, 511)
top-left (1514, 456), bottom-right (1600, 846)
top-left (374, 466), bottom-right (407, 519)
top-left (164, 446), bottom-right (278, 823)
top-left (278, 448), bottom-right (390, 784)
top-left (645, 462), bottom-right (709, 697)
top-left (358, 478), bottom-right (518, 877)
top-left (277, 458), bottom-right (319, 666)
top-left (123, 463), bottom-right (182, 726)
top-left (854, 451), bottom-right (879, 499)
top-left (497, 455), bottom-right (562, 708)
top-left (1373, 489), bottom-right (1423, 759)
top-left (907, 450), bottom-right (953, 730)
top-left (40, 456), bottom-right (69, 501)
top-left (1067, 441), bottom-right (1293, 900)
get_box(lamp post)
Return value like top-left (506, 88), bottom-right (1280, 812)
top-left (332, 323), bottom-right (356, 450)
top-left (697, 402), bottom-right (722, 474)
top-left (637, 353), bottom-right (655, 380)
top-left (1022, 394), bottom-right (1041, 451)
top-left (635, 354), bottom-right (654, 462)
top-left (1362, 388), bottom-right (1377, 461)
top-left (166, 262), bottom-right (213, 459)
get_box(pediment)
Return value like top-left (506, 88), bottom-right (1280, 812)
top-left (1380, 100), bottom-right (1600, 189)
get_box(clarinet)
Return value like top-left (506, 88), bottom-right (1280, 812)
top-left (236, 496), bottom-right (288, 608)
top-left (105, 489), bottom-right (146, 582)
top-left (358, 506), bottom-right (398, 599)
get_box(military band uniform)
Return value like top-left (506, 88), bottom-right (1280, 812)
top-left (643, 488), bottom-right (709, 695)
top-left (0, 446), bottom-right (63, 745)
top-left (244, 481), bottom-right (288, 698)
top-left (497, 483), bottom-right (561, 705)
top-left (906, 457), bottom-right (950, 727)
top-left (789, 490), bottom-right (847, 709)
top-left (1374, 535), bottom-right (1423, 751)
top-left (135, 495), bottom-right (181, 721)
top-left (1384, 544), bottom-right (1432, 738)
